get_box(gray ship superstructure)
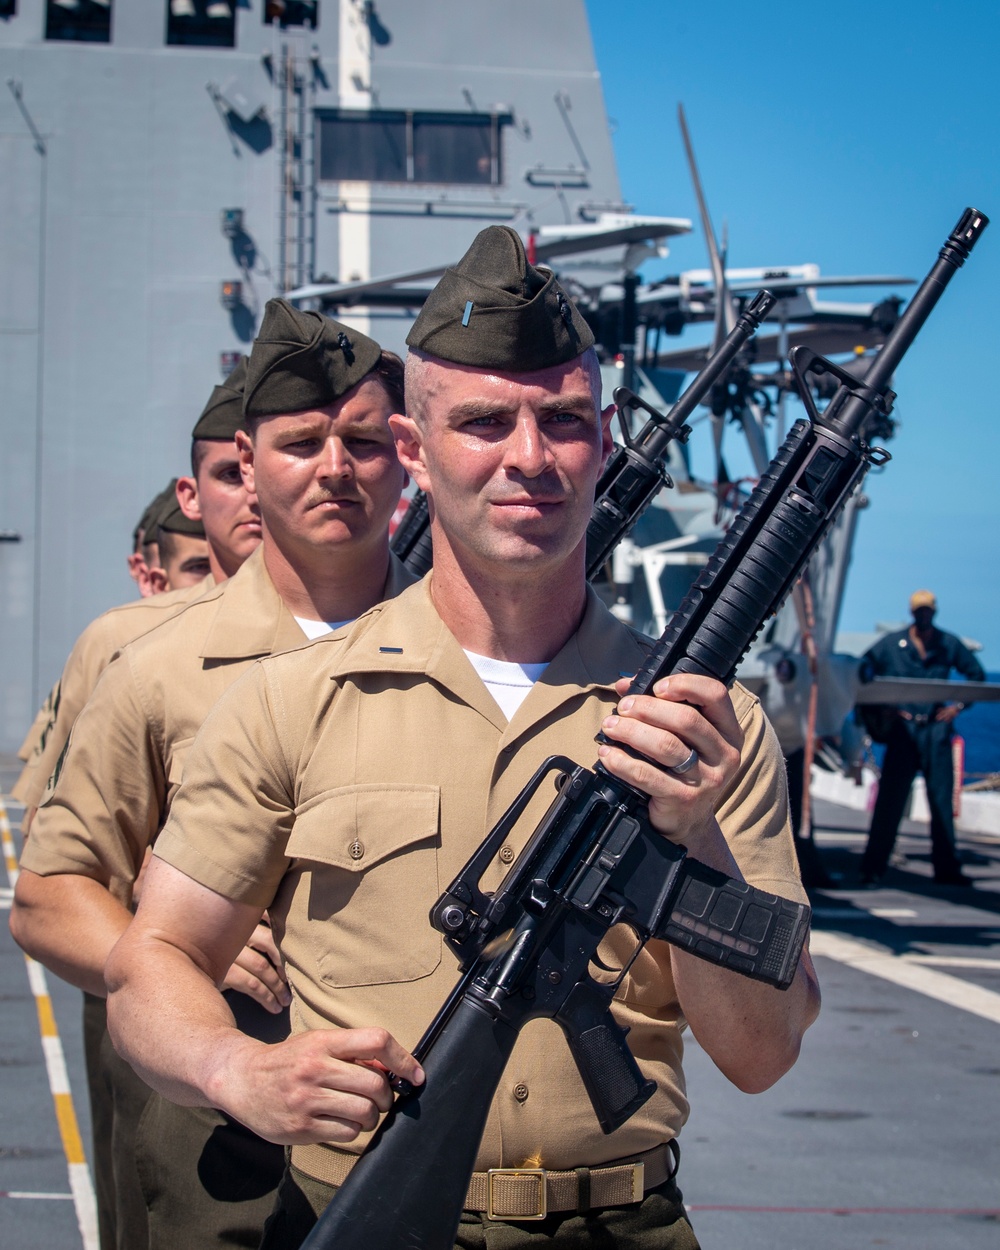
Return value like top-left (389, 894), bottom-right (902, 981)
top-left (0, 0), bottom-right (639, 746)
top-left (0, 0), bottom-right (923, 772)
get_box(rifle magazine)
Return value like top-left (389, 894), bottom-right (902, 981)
top-left (656, 857), bottom-right (810, 990)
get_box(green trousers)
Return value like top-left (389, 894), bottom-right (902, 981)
top-left (83, 993), bottom-right (153, 1250)
top-left (136, 1096), bottom-right (285, 1250)
top-left (259, 1160), bottom-right (700, 1250)
top-left (85, 989), bottom-right (286, 1250)
top-left (134, 992), bottom-right (288, 1249)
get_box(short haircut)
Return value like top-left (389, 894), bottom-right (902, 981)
top-left (369, 349), bottom-right (405, 413)
top-left (190, 438), bottom-right (210, 478)
top-left (244, 350), bottom-right (405, 434)
top-left (156, 527), bottom-right (180, 565)
top-left (404, 345), bottom-right (603, 425)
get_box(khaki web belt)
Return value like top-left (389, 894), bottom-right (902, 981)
top-left (291, 1140), bottom-right (677, 1220)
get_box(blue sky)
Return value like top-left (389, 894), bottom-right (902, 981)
top-left (586, 0), bottom-right (999, 664)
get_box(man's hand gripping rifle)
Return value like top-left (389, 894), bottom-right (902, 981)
top-left (304, 210), bottom-right (987, 1250)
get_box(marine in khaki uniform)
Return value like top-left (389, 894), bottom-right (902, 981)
top-left (11, 365), bottom-right (259, 1250)
top-left (128, 479), bottom-right (177, 596)
top-left (145, 496), bottom-right (211, 591)
top-left (9, 479), bottom-right (206, 815)
top-left (14, 362), bottom-right (264, 822)
top-left (12, 305), bottom-right (410, 1250)
top-left (107, 228), bottom-right (820, 1250)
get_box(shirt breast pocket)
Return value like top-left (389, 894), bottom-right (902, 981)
top-left (286, 784), bottom-right (442, 987)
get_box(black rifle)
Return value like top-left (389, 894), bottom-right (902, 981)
top-left (389, 487), bottom-right (433, 574)
top-left (390, 291), bottom-right (777, 580)
top-left (304, 209), bottom-right (987, 1250)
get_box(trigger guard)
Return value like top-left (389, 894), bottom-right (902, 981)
top-left (590, 952), bottom-right (618, 974)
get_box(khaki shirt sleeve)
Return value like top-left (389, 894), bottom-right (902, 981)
top-left (715, 684), bottom-right (807, 904)
top-left (10, 683), bottom-right (60, 802)
top-left (17, 689), bottom-right (56, 761)
top-left (19, 652), bottom-right (167, 908)
top-left (19, 618), bottom-right (116, 810)
top-left (153, 661), bottom-right (296, 911)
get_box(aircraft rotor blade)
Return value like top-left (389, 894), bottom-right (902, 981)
top-left (678, 102), bottom-right (740, 492)
top-left (655, 323), bottom-right (889, 373)
top-left (677, 103), bottom-right (732, 350)
top-left (286, 216), bottom-right (695, 305)
top-left (856, 678), bottom-right (1000, 706)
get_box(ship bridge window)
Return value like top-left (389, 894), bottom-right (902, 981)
top-left (45, 0), bottom-right (112, 42)
top-left (166, 0), bottom-right (236, 47)
top-left (0, 1), bottom-right (17, 22)
top-left (265, 0), bottom-right (318, 28)
top-left (318, 110), bottom-right (507, 186)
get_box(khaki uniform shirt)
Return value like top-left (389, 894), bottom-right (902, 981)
top-left (21, 552), bottom-right (412, 906)
top-left (17, 691), bottom-right (56, 763)
top-left (156, 578), bottom-right (806, 1170)
top-left (12, 578), bottom-right (213, 809)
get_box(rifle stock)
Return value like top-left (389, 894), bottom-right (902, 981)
top-left (302, 999), bottom-right (518, 1249)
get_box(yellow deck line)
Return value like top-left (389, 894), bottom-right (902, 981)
top-left (37, 992), bottom-right (58, 1037)
top-left (0, 795), bottom-right (98, 1248)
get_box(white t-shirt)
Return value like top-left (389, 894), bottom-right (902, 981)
top-left (294, 617), bottom-right (354, 641)
top-left (463, 649), bottom-right (548, 720)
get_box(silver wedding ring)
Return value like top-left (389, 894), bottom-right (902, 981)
top-left (669, 748), bottom-right (699, 776)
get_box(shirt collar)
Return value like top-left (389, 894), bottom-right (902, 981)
top-left (329, 577), bottom-right (650, 740)
top-left (199, 547), bottom-right (300, 660)
top-left (199, 548), bottom-right (415, 661)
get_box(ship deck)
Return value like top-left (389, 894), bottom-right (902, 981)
top-left (2, 756), bottom-right (999, 1250)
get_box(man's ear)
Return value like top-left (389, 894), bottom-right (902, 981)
top-left (145, 566), bottom-right (168, 596)
top-left (389, 414), bottom-right (430, 493)
top-left (235, 430), bottom-right (256, 495)
top-left (176, 476), bottom-right (201, 522)
top-left (135, 556), bottom-right (155, 597)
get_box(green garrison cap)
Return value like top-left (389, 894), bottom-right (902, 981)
top-left (157, 494), bottom-right (204, 539)
top-left (192, 356), bottom-right (248, 440)
top-left (135, 480), bottom-right (180, 545)
top-left (405, 225), bottom-right (594, 371)
top-left (243, 299), bottom-right (382, 420)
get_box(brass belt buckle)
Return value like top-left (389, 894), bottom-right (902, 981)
top-left (486, 1167), bottom-right (547, 1220)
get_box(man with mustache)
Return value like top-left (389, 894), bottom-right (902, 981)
top-left (12, 303), bottom-right (410, 1250)
top-left (106, 228), bottom-right (818, 1250)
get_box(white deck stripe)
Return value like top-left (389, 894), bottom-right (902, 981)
top-left (811, 930), bottom-right (1000, 1024)
top-left (0, 798), bottom-right (99, 1250)
top-left (42, 1035), bottom-right (72, 1096)
top-left (69, 1164), bottom-right (99, 1244)
top-left (2, 1191), bottom-right (75, 1201)
top-left (26, 958), bottom-right (47, 998)
top-left (903, 954), bottom-right (1000, 969)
